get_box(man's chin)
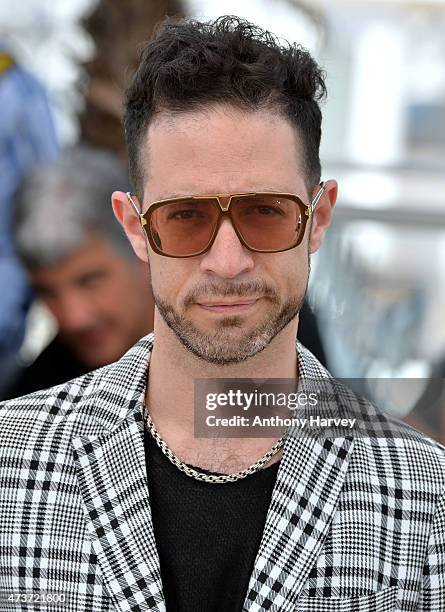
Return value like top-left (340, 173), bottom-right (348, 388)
top-left (173, 315), bottom-right (295, 365)
top-left (187, 316), bottom-right (249, 334)
top-left (176, 333), bottom-right (269, 365)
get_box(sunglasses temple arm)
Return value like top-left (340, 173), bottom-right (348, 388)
top-left (126, 192), bottom-right (142, 216)
top-left (309, 181), bottom-right (325, 214)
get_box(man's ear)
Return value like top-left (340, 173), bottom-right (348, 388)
top-left (308, 179), bottom-right (338, 254)
top-left (111, 191), bottom-right (149, 262)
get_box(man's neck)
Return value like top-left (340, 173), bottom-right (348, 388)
top-left (144, 315), bottom-right (299, 474)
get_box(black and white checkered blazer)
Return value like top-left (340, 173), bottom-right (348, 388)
top-left (1, 333), bottom-right (444, 611)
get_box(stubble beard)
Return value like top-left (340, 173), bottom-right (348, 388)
top-left (151, 277), bottom-right (308, 366)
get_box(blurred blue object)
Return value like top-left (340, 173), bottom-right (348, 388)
top-left (0, 47), bottom-right (58, 381)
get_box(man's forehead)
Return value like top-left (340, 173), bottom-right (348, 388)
top-left (29, 234), bottom-right (125, 274)
top-left (141, 105), bottom-right (306, 199)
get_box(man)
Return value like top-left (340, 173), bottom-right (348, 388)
top-left (1, 147), bottom-right (154, 399)
top-left (0, 16), bottom-right (444, 612)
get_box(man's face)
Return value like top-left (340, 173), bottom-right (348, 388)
top-left (29, 234), bottom-right (154, 368)
top-left (114, 106), bottom-right (335, 365)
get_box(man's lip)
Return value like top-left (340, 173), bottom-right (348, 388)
top-left (197, 298), bottom-right (260, 307)
top-left (196, 299), bottom-right (260, 313)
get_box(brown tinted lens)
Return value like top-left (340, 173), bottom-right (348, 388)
top-left (149, 199), bottom-right (220, 256)
top-left (230, 195), bottom-right (304, 250)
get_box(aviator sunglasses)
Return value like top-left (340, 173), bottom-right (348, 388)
top-left (126, 183), bottom-right (325, 258)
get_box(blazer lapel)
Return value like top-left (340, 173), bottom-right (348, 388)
top-left (71, 334), bottom-right (165, 612)
top-left (243, 344), bottom-right (355, 612)
top-left (243, 433), bottom-right (354, 611)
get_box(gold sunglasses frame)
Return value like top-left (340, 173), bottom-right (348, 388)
top-left (126, 182), bottom-right (325, 258)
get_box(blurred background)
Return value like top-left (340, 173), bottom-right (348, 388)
top-left (1, 0), bottom-right (444, 441)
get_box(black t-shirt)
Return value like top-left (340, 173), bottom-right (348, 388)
top-left (144, 432), bottom-right (280, 612)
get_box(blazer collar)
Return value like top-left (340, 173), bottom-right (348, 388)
top-left (71, 334), bottom-right (353, 612)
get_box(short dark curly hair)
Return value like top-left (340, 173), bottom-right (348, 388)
top-left (124, 15), bottom-right (326, 197)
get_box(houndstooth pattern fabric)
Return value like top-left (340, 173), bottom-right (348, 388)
top-left (1, 332), bottom-right (444, 611)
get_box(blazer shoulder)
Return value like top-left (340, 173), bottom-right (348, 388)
top-left (0, 334), bottom-right (153, 453)
top-left (311, 371), bottom-right (445, 490)
top-left (297, 343), bottom-right (445, 486)
top-left (0, 364), bottom-right (111, 446)
top-left (351, 407), bottom-right (445, 494)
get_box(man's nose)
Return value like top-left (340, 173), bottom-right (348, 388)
top-left (49, 293), bottom-right (95, 333)
top-left (199, 218), bottom-right (255, 278)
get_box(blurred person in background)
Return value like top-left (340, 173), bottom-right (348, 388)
top-left (0, 46), bottom-right (58, 395)
top-left (1, 147), bottom-right (154, 400)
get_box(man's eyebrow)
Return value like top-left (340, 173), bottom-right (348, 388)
top-left (151, 192), bottom-right (190, 200)
top-left (75, 269), bottom-right (108, 284)
top-left (150, 188), bottom-right (294, 200)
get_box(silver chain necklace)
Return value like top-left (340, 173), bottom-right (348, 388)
top-left (143, 407), bottom-right (286, 484)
